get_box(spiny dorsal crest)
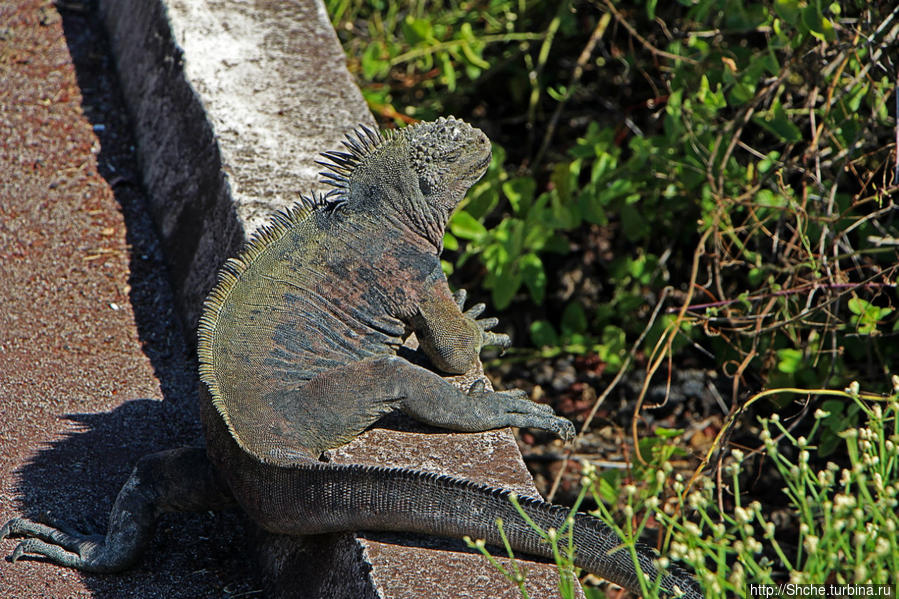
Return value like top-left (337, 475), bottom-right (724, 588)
top-left (316, 124), bottom-right (386, 200)
top-left (197, 191), bottom-right (328, 440)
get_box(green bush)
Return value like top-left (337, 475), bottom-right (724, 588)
top-left (653, 381), bottom-right (899, 596)
top-left (328, 0), bottom-right (897, 391)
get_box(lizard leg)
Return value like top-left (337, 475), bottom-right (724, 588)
top-left (1, 446), bottom-right (234, 573)
top-left (400, 380), bottom-right (575, 442)
top-left (410, 268), bottom-right (511, 374)
top-left (265, 356), bottom-right (574, 457)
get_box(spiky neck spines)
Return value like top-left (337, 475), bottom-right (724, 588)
top-left (315, 118), bottom-right (492, 249)
top-left (316, 124), bottom-right (386, 202)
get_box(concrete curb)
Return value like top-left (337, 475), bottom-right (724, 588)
top-left (97, 0), bottom-right (373, 332)
top-left (96, 0), bottom-right (577, 596)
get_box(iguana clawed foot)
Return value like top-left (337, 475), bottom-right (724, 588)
top-left (453, 288), bottom-right (511, 350)
top-left (1, 516), bottom-right (112, 573)
top-left (467, 380), bottom-right (576, 443)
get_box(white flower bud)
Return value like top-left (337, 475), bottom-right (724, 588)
top-left (804, 535), bottom-right (819, 553)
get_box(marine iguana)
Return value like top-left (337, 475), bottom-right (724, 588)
top-left (1, 117), bottom-right (702, 598)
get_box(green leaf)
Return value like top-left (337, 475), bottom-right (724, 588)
top-left (758, 151), bottom-right (781, 173)
top-left (530, 320), bottom-right (559, 347)
top-left (459, 41), bottom-right (488, 69)
top-left (747, 267), bottom-right (765, 287)
top-left (776, 348), bottom-right (803, 374)
top-left (596, 473), bottom-right (619, 504)
top-left (752, 98), bottom-right (802, 143)
top-left (597, 325), bottom-right (626, 371)
top-left (848, 297), bottom-right (894, 334)
top-left (802, 4), bottom-right (836, 41)
top-left (847, 83), bottom-right (868, 112)
top-left (550, 161), bottom-right (574, 203)
top-left (756, 189), bottom-right (788, 207)
top-left (590, 151), bottom-right (617, 184)
top-left (439, 53), bottom-right (456, 91)
top-left (463, 144), bottom-right (505, 219)
top-left (654, 427), bottom-right (685, 439)
top-left (847, 297), bottom-right (866, 315)
top-left (774, 0), bottom-right (801, 28)
top-left (442, 232), bottom-right (458, 251)
top-left (620, 201), bottom-right (650, 242)
top-left (519, 252), bottom-right (546, 304)
top-left (449, 210), bottom-right (487, 240)
top-left (401, 16), bottom-right (433, 45)
top-left (490, 267), bottom-right (522, 310)
top-left (697, 74), bottom-right (726, 111)
top-left (561, 302), bottom-right (588, 336)
top-left (361, 43), bottom-right (389, 80)
top-left (457, 27), bottom-right (489, 70)
top-left (503, 177), bottom-right (536, 214)
top-left (547, 86), bottom-right (568, 101)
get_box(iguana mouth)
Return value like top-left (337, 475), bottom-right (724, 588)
top-left (474, 153), bottom-right (491, 174)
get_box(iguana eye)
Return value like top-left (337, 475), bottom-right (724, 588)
top-left (418, 176), bottom-right (432, 195)
top-left (442, 149), bottom-right (460, 163)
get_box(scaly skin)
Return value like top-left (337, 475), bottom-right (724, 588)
top-left (2, 118), bottom-right (703, 598)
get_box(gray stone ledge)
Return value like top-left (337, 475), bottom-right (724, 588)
top-left (97, 0), bottom-right (580, 596)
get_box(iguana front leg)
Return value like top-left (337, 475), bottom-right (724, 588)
top-left (451, 287), bottom-right (511, 350)
top-left (411, 269), bottom-right (509, 374)
top-left (397, 267), bottom-right (573, 441)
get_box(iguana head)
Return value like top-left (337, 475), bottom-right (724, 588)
top-left (318, 117), bottom-right (491, 247)
top-left (400, 117), bottom-right (491, 212)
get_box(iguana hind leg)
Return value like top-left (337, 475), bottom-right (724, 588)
top-left (250, 355), bottom-right (574, 460)
top-left (400, 379), bottom-right (575, 442)
top-left (1, 446), bottom-right (234, 573)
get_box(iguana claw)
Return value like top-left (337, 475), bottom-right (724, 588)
top-left (1, 517), bottom-right (95, 570)
top-left (452, 288), bottom-right (468, 310)
top-left (462, 385), bottom-right (575, 442)
top-left (453, 288), bottom-right (512, 351)
top-left (463, 303), bottom-right (486, 319)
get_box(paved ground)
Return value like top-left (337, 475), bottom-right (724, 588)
top-left (0, 1), bottom-right (255, 597)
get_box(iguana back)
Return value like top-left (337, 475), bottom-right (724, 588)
top-left (3, 118), bottom-right (703, 599)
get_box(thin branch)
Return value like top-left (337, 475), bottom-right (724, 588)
top-left (388, 32), bottom-right (544, 66)
top-left (599, 0), bottom-right (698, 65)
top-left (531, 11), bottom-right (611, 171)
top-left (669, 280), bottom-right (897, 314)
top-left (547, 286), bottom-right (672, 502)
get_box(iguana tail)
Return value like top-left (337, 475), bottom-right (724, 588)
top-left (231, 460), bottom-right (704, 599)
top-left (4, 394), bottom-right (702, 597)
top-left (2, 439), bottom-right (702, 597)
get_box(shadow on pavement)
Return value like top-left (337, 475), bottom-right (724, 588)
top-left (10, 3), bottom-right (256, 597)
